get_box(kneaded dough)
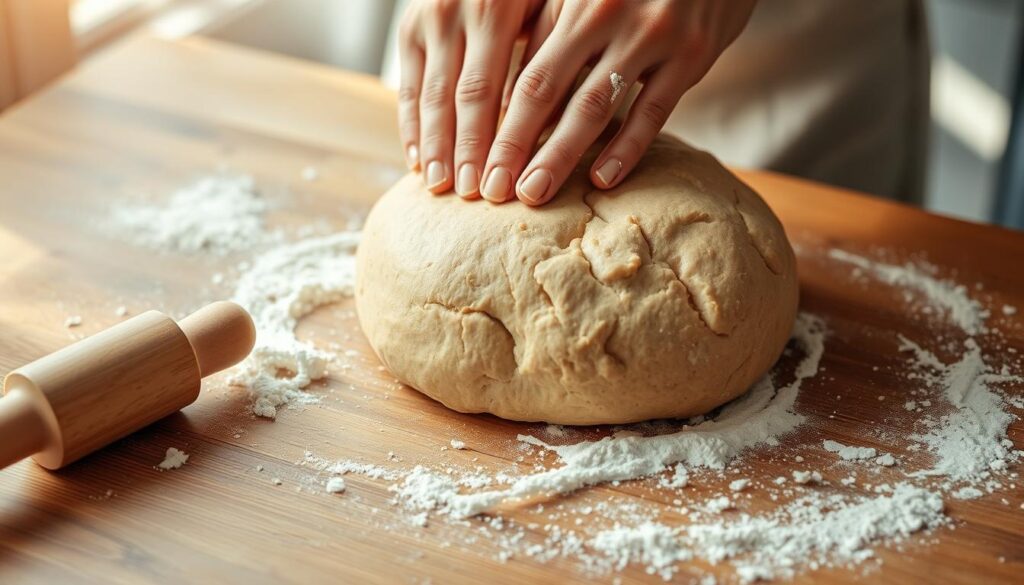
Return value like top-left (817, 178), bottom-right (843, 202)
top-left (356, 135), bottom-right (798, 425)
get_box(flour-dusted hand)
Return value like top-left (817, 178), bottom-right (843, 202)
top-left (398, 0), bottom-right (543, 196)
top-left (486, 0), bottom-right (757, 205)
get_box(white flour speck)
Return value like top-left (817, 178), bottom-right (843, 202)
top-left (325, 477), bottom-right (347, 494)
top-left (157, 447), bottom-right (189, 470)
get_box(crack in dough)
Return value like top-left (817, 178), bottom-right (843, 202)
top-left (631, 217), bottom-right (725, 336)
top-left (423, 301), bottom-right (519, 379)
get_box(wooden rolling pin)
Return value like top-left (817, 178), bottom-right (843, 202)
top-left (0, 301), bottom-right (256, 471)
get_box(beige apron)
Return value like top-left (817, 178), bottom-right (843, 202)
top-left (664, 0), bottom-right (929, 203)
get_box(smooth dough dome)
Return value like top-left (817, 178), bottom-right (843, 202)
top-left (356, 135), bottom-right (798, 425)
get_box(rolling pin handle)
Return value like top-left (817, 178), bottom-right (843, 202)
top-left (177, 301), bottom-right (257, 378)
top-left (0, 387), bottom-right (52, 471)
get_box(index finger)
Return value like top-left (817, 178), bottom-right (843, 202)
top-left (479, 32), bottom-right (591, 202)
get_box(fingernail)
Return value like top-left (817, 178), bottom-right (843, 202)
top-left (482, 167), bottom-right (512, 202)
top-left (456, 163), bottom-right (480, 197)
top-left (519, 169), bottom-right (552, 203)
top-left (406, 144), bottom-right (419, 169)
top-left (595, 158), bottom-right (622, 187)
top-left (426, 160), bottom-right (446, 190)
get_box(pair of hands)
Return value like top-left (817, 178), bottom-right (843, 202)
top-left (398, 0), bottom-right (756, 206)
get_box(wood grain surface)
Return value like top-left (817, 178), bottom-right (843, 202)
top-left (0, 35), bottom-right (1022, 584)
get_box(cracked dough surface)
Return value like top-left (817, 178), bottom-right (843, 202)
top-left (356, 135), bottom-right (798, 424)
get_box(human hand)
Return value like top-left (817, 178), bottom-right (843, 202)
top-left (397, 0), bottom-right (756, 205)
top-left (397, 0), bottom-right (543, 196)
top-left (490, 0), bottom-right (757, 205)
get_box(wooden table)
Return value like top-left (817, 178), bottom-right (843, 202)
top-left (0, 35), bottom-right (1022, 584)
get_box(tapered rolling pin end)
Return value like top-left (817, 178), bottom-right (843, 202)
top-left (178, 301), bottom-right (257, 377)
top-left (0, 388), bottom-right (51, 471)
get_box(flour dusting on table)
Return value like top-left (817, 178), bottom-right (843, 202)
top-left (112, 174), bottom-right (280, 255)
top-left (125, 172), bottom-right (1021, 583)
top-left (229, 231), bottom-right (360, 418)
top-left (295, 246), bottom-right (1021, 583)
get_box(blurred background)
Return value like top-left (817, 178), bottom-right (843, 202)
top-left (3, 0), bottom-right (1023, 229)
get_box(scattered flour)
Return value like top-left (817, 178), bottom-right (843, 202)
top-left (302, 451), bottom-right (398, 480)
top-left (704, 496), bottom-right (734, 514)
top-left (591, 484), bottom-right (945, 583)
top-left (827, 249), bottom-right (986, 334)
top-left (144, 174), bottom-right (1017, 585)
top-left (875, 454), bottom-right (897, 467)
top-left (325, 477), bottom-right (347, 494)
top-left (113, 174), bottom-right (280, 255)
top-left (157, 447), bottom-right (189, 470)
top-left (952, 486), bottom-right (983, 500)
top-left (229, 232), bottom-right (360, 418)
top-left (444, 313), bottom-right (824, 518)
top-left (907, 338), bottom-right (1022, 482)
top-left (297, 247), bottom-right (1021, 582)
top-left (823, 440), bottom-right (877, 461)
top-left (728, 479), bottom-right (750, 492)
top-left (792, 470), bottom-right (823, 485)
top-left (545, 424), bottom-right (567, 438)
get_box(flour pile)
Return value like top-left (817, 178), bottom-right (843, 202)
top-left (590, 484), bottom-right (945, 582)
top-left (829, 249), bottom-right (1023, 491)
top-left (229, 231), bottom-right (360, 418)
top-left (113, 174), bottom-right (280, 254)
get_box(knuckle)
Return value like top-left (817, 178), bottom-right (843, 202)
top-left (398, 13), bottom-right (416, 41)
top-left (589, 0), bottom-right (624, 21)
top-left (545, 139), bottom-right (578, 168)
top-left (575, 85), bottom-right (614, 122)
top-left (399, 114), bottom-right (420, 137)
top-left (419, 130), bottom-right (447, 151)
top-left (682, 30), bottom-right (711, 60)
top-left (467, 0), bottom-right (501, 22)
top-left (492, 136), bottom-right (528, 159)
top-left (420, 77), bottom-right (454, 108)
top-left (644, 9), bottom-right (673, 40)
top-left (515, 65), bottom-right (558, 104)
top-left (637, 98), bottom-right (672, 130)
top-left (398, 85), bottom-right (420, 104)
top-left (622, 132), bottom-right (647, 156)
top-left (427, 0), bottom-right (459, 18)
top-left (455, 134), bottom-right (485, 151)
top-left (456, 73), bottom-right (495, 104)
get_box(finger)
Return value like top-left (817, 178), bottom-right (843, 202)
top-left (454, 23), bottom-right (516, 199)
top-left (502, 1), bottom-right (557, 111)
top-left (418, 11), bottom-right (465, 194)
top-left (516, 57), bottom-right (640, 206)
top-left (591, 65), bottom-right (688, 190)
top-left (481, 32), bottom-right (594, 203)
top-left (397, 25), bottom-right (425, 171)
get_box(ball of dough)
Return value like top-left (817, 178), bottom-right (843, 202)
top-left (356, 135), bottom-right (798, 425)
